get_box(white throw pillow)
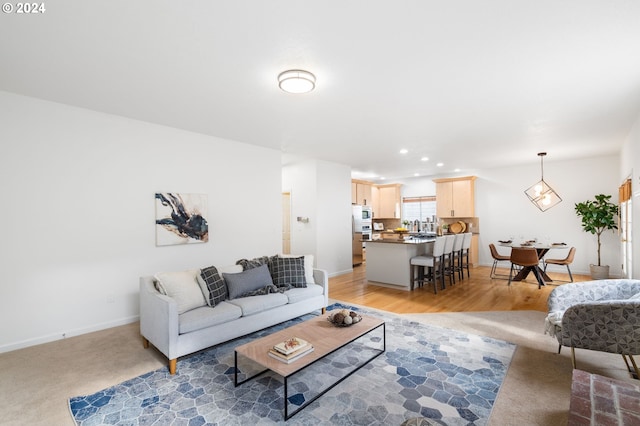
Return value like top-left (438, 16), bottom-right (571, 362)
top-left (154, 269), bottom-right (206, 314)
top-left (278, 254), bottom-right (315, 284)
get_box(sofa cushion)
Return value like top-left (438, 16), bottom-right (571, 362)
top-left (227, 293), bottom-right (288, 316)
top-left (270, 256), bottom-right (307, 288)
top-left (224, 264), bottom-right (274, 299)
top-left (154, 269), bottom-right (206, 314)
top-left (278, 254), bottom-right (315, 284)
top-left (178, 302), bottom-right (242, 334)
top-left (284, 283), bottom-right (324, 304)
top-left (198, 266), bottom-right (228, 307)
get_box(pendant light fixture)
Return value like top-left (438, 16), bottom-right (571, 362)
top-left (278, 69), bottom-right (316, 94)
top-left (524, 152), bottom-right (562, 211)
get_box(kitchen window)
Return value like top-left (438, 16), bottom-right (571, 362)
top-left (402, 196), bottom-right (437, 222)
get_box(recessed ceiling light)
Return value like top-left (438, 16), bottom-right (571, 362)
top-left (421, 157), bottom-right (429, 162)
top-left (278, 69), bottom-right (316, 94)
top-left (454, 168), bottom-right (461, 172)
top-left (399, 149), bottom-right (408, 154)
top-left (379, 176), bottom-right (386, 180)
top-left (414, 173), bottom-right (420, 177)
top-left (436, 162), bottom-right (444, 167)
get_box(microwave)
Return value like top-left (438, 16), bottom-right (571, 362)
top-left (362, 206), bottom-right (372, 220)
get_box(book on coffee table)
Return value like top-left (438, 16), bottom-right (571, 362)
top-left (273, 337), bottom-right (309, 355)
top-left (268, 345), bottom-right (314, 364)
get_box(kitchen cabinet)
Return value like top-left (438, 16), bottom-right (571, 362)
top-left (351, 180), bottom-right (373, 206)
top-left (433, 176), bottom-right (476, 218)
top-left (376, 184), bottom-right (402, 218)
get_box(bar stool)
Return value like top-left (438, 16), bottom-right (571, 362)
top-left (442, 235), bottom-right (456, 287)
top-left (410, 236), bottom-right (445, 293)
top-left (451, 233), bottom-right (465, 281)
top-left (461, 232), bottom-right (472, 278)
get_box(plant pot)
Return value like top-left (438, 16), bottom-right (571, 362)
top-left (589, 264), bottom-right (609, 280)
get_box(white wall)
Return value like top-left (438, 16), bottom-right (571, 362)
top-left (397, 156), bottom-right (622, 276)
top-left (621, 109), bottom-right (640, 278)
top-left (282, 157), bottom-right (352, 276)
top-left (0, 91), bottom-right (283, 352)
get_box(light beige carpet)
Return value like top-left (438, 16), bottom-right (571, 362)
top-left (0, 306), bottom-right (636, 426)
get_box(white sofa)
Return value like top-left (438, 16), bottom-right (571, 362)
top-left (140, 256), bottom-right (328, 374)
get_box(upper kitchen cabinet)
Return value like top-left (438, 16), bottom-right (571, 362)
top-left (352, 179), bottom-right (373, 206)
top-left (433, 176), bottom-right (476, 218)
top-left (376, 183), bottom-right (402, 218)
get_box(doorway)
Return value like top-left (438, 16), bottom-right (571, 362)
top-left (282, 192), bottom-right (291, 254)
top-left (620, 178), bottom-right (632, 278)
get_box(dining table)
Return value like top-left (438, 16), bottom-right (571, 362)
top-left (498, 240), bottom-right (569, 286)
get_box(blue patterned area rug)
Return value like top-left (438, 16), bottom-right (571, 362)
top-left (69, 303), bottom-right (515, 425)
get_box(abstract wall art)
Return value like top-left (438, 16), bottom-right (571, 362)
top-left (155, 193), bottom-right (209, 246)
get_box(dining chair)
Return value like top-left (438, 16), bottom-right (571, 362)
top-left (489, 243), bottom-right (510, 279)
top-left (452, 233), bottom-right (465, 281)
top-left (442, 235), bottom-right (456, 287)
top-left (508, 247), bottom-right (544, 289)
top-left (461, 232), bottom-right (472, 279)
top-left (543, 247), bottom-right (577, 283)
top-left (410, 236), bottom-right (446, 293)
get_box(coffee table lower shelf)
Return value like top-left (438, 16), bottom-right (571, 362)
top-left (234, 315), bottom-right (386, 420)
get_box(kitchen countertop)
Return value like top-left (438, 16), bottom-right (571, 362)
top-left (368, 237), bottom-right (435, 245)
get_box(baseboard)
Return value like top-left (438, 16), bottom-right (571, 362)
top-left (0, 315), bottom-right (140, 354)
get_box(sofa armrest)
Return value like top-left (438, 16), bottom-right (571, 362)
top-left (139, 276), bottom-right (179, 359)
top-left (313, 268), bottom-right (329, 307)
top-left (561, 300), bottom-right (640, 354)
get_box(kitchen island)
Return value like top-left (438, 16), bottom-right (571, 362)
top-left (366, 236), bottom-right (435, 290)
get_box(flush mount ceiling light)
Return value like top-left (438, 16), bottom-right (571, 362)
top-left (278, 69), bottom-right (316, 94)
top-left (524, 152), bottom-right (562, 211)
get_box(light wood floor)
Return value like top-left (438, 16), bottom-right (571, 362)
top-left (329, 263), bottom-right (591, 314)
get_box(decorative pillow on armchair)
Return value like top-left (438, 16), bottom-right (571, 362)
top-left (270, 256), bottom-right (307, 288)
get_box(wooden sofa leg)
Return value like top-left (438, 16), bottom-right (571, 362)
top-left (142, 337), bottom-right (149, 349)
top-left (169, 359), bottom-right (177, 375)
top-left (322, 307), bottom-right (326, 315)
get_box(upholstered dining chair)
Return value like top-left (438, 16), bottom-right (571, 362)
top-left (489, 243), bottom-right (510, 279)
top-left (543, 247), bottom-right (576, 283)
top-left (508, 247), bottom-right (544, 288)
top-left (410, 236), bottom-right (446, 293)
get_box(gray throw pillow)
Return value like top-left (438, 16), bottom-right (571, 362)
top-left (199, 266), bottom-right (228, 307)
top-left (270, 256), bottom-right (307, 288)
top-left (224, 264), bottom-right (274, 299)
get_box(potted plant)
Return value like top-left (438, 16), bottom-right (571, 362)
top-left (574, 194), bottom-right (619, 279)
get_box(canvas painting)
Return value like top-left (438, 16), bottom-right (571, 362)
top-left (155, 193), bottom-right (209, 246)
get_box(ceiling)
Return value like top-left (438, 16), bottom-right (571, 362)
top-left (2, 1), bottom-right (640, 181)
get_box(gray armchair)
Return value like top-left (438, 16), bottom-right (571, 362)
top-left (546, 279), bottom-right (640, 378)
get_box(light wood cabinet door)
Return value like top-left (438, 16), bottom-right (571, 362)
top-left (436, 181), bottom-right (454, 218)
top-left (356, 183), bottom-right (372, 206)
top-left (351, 181), bottom-right (357, 205)
top-left (452, 180), bottom-right (474, 217)
top-left (434, 177), bottom-right (475, 217)
top-left (377, 184), bottom-right (401, 218)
